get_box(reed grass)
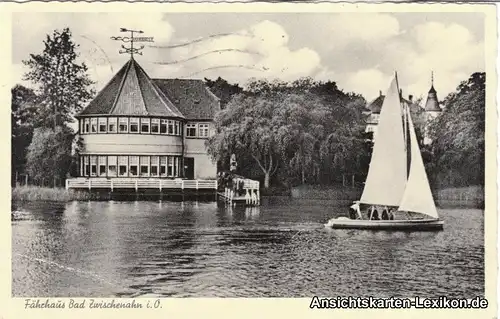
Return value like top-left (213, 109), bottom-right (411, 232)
top-left (11, 186), bottom-right (94, 202)
top-left (291, 184), bottom-right (484, 204)
top-left (291, 184), bottom-right (362, 200)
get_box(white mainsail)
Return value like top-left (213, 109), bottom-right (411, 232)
top-left (398, 106), bottom-right (439, 219)
top-left (360, 76), bottom-right (407, 207)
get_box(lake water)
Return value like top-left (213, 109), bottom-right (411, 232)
top-left (12, 198), bottom-right (484, 298)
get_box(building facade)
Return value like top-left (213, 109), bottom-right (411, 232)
top-left (75, 58), bottom-right (220, 180)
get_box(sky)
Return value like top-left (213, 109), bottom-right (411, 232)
top-left (11, 11), bottom-right (485, 102)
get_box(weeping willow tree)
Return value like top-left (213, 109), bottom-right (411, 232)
top-left (207, 80), bottom-right (368, 189)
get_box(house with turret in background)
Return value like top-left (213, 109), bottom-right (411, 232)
top-left (65, 57), bottom-right (221, 191)
top-left (422, 77), bottom-right (442, 145)
top-left (364, 75), bottom-right (442, 144)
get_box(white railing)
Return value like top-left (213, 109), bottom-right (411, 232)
top-left (65, 178), bottom-right (217, 191)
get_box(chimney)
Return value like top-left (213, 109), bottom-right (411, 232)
top-left (379, 90), bottom-right (382, 96)
top-left (409, 94), bottom-right (413, 102)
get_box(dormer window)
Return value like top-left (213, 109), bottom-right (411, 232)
top-left (199, 123), bottom-right (209, 138)
top-left (186, 123), bottom-right (197, 137)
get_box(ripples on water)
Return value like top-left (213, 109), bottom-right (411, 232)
top-left (12, 197), bottom-right (484, 298)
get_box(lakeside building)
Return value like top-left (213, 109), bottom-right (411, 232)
top-left (74, 58), bottom-right (221, 180)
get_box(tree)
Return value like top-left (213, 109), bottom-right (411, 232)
top-left (428, 72), bottom-right (485, 187)
top-left (23, 28), bottom-right (95, 130)
top-left (207, 77), bottom-right (370, 189)
top-left (25, 126), bottom-right (75, 187)
top-left (11, 85), bottom-right (38, 185)
top-left (204, 77), bottom-right (243, 109)
top-left (207, 94), bottom-right (283, 188)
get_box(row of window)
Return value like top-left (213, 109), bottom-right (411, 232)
top-left (80, 155), bottom-right (182, 178)
top-left (79, 117), bottom-right (210, 138)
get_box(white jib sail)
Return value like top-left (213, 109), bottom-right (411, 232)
top-left (360, 76), bottom-right (407, 207)
top-left (398, 107), bottom-right (439, 219)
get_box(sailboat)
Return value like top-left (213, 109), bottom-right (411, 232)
top-left (325, 73), bottom-right (444, 231)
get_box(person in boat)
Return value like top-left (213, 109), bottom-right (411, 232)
top-left (349, 201), bottom-right (362, 219)
top-left (368, 206), bottom-right (379, 220)
top-left (389, 208), bottom-right (395, 220)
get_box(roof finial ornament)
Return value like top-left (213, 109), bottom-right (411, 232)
top-left (111, 28), bottom-right (154, 59)
top-left (431, 70), bottom-right (434, 87)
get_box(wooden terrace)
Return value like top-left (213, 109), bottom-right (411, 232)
top-left (66, 177), bottom-right (217, 191)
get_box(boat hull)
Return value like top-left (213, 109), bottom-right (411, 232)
top-left (325, 218), bottom-right (444, 231)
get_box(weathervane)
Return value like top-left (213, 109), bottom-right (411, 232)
top-left (111, 28), bottom-right (154, 58)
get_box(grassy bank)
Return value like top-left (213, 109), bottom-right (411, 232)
top-left (12, 186), bottom-right (95, 202)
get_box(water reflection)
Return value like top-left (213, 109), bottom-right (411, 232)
top-left (12, 199), bottom-right (484, 298)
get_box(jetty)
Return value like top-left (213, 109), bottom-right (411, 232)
top-left (217, 173), bottom-right (260, 206)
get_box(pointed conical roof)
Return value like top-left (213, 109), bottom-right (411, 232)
top-left (424, 85), bottom-right (441, 112)
top-left (79, 59), bottom-right (184, 118)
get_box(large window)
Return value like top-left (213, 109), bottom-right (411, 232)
top-left (99, 118), bottom-right (107, 133)
top-left (99, 156), bottom-right (107, 176)
top-left (160, 156), bottom-right (167, 176)
top-left (141, 118), bottom-right (150, 133)
top-left (130, 118), bottom-right (139, 133)
top-left (186, 123), bottom-right (197, 137)
top-left (119, 118), bottom-right (128, 133)
top-left (173, 157), bottom-right (179, 177)
top-left (151, 156), bottom-right (159, 176)
top-left (91, 118), bottom-right (97, 133)
top-left (108, 156), bottom-right (117, 177)
top-left (167, 157), bottom-right (174, 176)
top-left (118, 156), bottom-right (128, 176)
top-left (108, 118), bottom-right (117, 133)
top-left (129, 156), bottom-right (139, 176)
top-left (151, 119), bottom-right (160, 134)
top-left (140, 156), bottom-right (150, 176)
top-left (84, 156), bottom-right (89, 176)
top-left (90, 156), bottom-right (97, 176)
top-left (199, 123), bottom-right (209, 138)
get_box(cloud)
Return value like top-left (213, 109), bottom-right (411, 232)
top-left (161, 20), bottom-right (322, 83)
top-left (400, 22), bottom-right (483, 101)
top-left (329, 13), bottom-right (401, 47)
top-left (12, 13), bottom-right (174, 89)
top-left (341, 68), bottom-right (392, 100)
top-left (11, 13), bottom-right (484, 105)
top-left (336, 20), bottom-right (484, 101)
